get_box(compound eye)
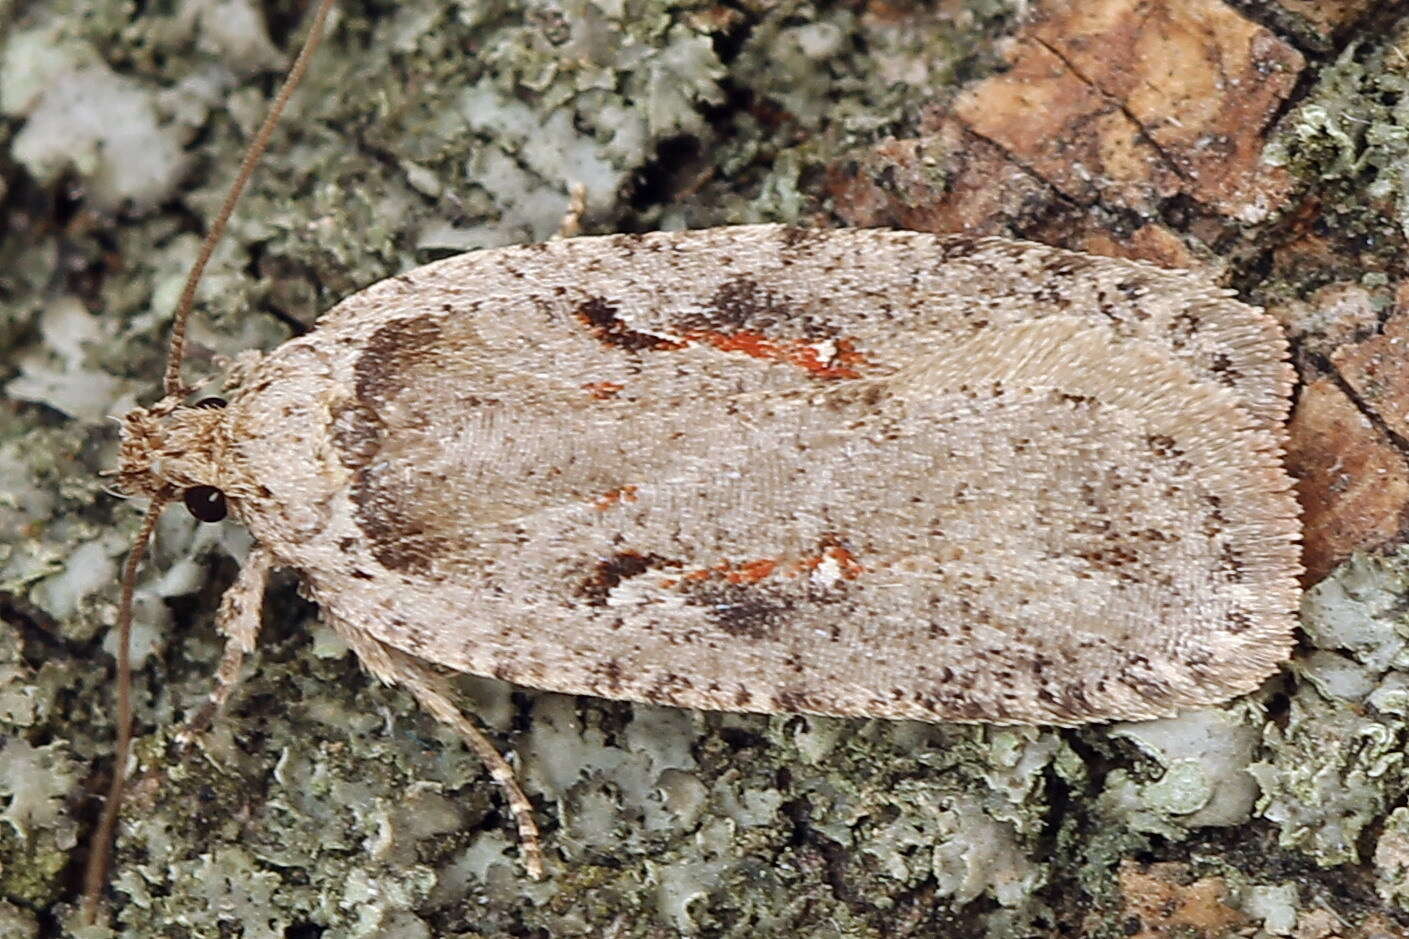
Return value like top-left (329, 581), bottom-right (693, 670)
top-left (183, 485), bottom-right (228, 522)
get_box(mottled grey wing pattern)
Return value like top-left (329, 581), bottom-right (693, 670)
top-left (231, 225), bottom-right (1299, 726)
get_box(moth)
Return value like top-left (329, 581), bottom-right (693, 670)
top-left (81, 0), bottom-right (1303, 921)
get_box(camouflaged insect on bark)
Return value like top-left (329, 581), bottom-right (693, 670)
top-left (115, 223), bottom-right (1301, 732)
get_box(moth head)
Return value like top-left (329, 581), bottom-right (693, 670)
top-left (83, 0), bottom-right (343, 924)
top-left (113, 395), bottom-right (234, 523)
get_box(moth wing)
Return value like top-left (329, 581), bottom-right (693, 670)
top-left (277, 234), bottom-right (1300, 725)
top-left (318, 225), bottom-right (1292, 432)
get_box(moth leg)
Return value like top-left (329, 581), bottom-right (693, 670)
top-left (554, 181), bottom-right (587, 240)
top-left (327, 618), bottom-right (546, 879)
top-left (176, 544), bottom-right (272, 745)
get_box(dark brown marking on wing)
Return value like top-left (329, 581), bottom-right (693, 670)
top-left (681, 583), bottom-right (794, 642)
top-left (933, 236), bottom-right (987, 262)
top-left (777, 225), bottom-right (831, 253)
top-left (575, 297), bottom-right (686, 352)
top-left (330, 398), bottom-right (383, 470)
top-left (351, 474), bottom-right (455, 576)
top-left (1035, 676), bottom-right (1095, 720)
top-left (344, 314), bottom-right (458, 575)
top-left (692, 277), bottom-right (794, 333)
top-left (573, 290), bottom-right (865, 379)
top-left (592, 658), bottom-right (627, 694)
top-left (770, 686), bottom-right (830, 713)
top-left (580, 551), bottom-right (679, 605)
top-left (644, 671), bottom-right (696, 705)
top-left (355, 314), bottom-right (444, 406)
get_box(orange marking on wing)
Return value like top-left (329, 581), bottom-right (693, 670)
top-left (667, 544), bottom-right (862, 589)
top-left (593, 485), bottom-right (639, 510)
top-left (682, 330), bottom-right (865, 380)
top-left (672, 556), bottom-right (781, 586)
top-left (825, 544), bottom-right (865, 578)
top-left (681, 558), bottom-right (727, 580)
top-left (727, 559), bottom-right (778, 584)
top-left (794, 544), bottom-right (864, 579)
top-left (787, 337), bottom-right (865, 379)
top-left (582, 381), bottom-right (624, 399)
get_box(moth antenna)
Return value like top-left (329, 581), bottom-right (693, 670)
top-left (162, 0), bottom-right (338, 397)
top-left (81, 494), bottom-right (169, 925)
top-left (84, 0), bottom-right (338, 924)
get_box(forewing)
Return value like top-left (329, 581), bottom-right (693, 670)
top-left (263, 227), bottom-right (1299, 725)
top-left (318, 226), bottom-right (1292, 431)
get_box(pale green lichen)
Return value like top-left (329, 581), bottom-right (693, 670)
top-left (1375, 806), bottom-right (1409, 909)
top-left (1241, 881), bottom-right (1299, 935)
top-left (1249, 550), bottom-right (1409, 869)
top-left (1102, 707), bottom-right (1262, 837)
top-left (0, 625), bottom-right (78, 911)
top-left (1265, 32), bottom-right (1409, 256)
top-left (0, 899), bottom-right (40, 939)
top-left (5, 56), bottom-right (191, 213)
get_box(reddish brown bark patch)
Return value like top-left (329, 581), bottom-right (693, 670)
top-left (1285, 378), bottom-right (1409, 584)
top-left (1333, 309), bottom-right (1409, 442)
top-left (1111, 861), bottom-right (1249, 938)
top-left (825, 129), bottom-right (1055, 237)
top-left (829, 0), bottom-right (1304, 263)
top-left (1020, 0), bottom-right (1303, 218)
top-left (1275, 0), bottom-right (1379, 44)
